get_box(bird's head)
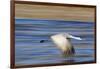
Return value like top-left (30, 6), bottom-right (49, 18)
top-left (61, 33), bottom-right (82, 40)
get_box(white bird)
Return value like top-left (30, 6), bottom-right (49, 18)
top-left (40, 33), bottom-right (82, 57)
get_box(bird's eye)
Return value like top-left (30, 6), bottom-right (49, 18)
top-left (66, 38), bottom-right (70, 39)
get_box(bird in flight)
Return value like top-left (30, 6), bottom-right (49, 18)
top-left (40, 33), bottom-right (82, 57)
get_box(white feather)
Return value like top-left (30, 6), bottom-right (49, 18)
top-left (51, 33), bottom-right (82, 53)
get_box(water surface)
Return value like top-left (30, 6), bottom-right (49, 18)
top-left (15, 19), bottom-right (95, 66)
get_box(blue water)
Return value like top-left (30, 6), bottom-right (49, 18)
top-left (15, 18), bottom-right (95, 66)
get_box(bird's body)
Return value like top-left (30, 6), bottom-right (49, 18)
top-left (51, 33), bottom-right (75, 57)
top-left (40, 33), bottom-right (82, 57)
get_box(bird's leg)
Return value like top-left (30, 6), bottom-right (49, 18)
top-left (71, 46), bottom-right (75, 54)
top-left (62, 46), bottom-right (75, 58)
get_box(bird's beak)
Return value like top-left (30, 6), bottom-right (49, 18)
top-left (69, 35), bottom-right (82, 40)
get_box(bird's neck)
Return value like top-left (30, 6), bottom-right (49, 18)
top-left (67, 38), bottom-right (71, 42)
top-left (66, 39), bottom-right (72, 47)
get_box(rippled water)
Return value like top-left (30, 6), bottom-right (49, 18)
top-left (15, 19), bottom-right (95, 66)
